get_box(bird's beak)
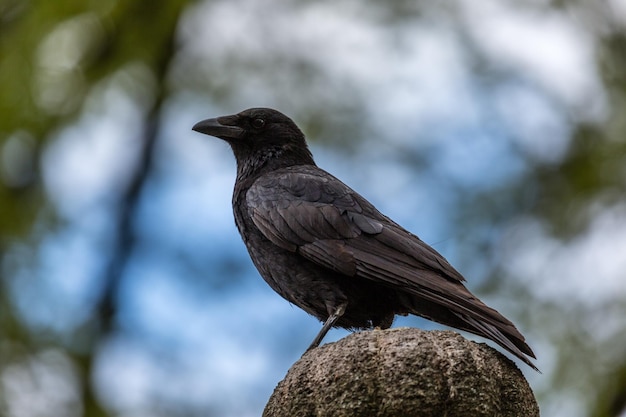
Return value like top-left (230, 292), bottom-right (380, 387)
top-left (192, 117), bottom-right (244, 140)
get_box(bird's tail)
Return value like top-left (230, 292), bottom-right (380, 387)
top-left (402, 292), bottom-right (538, 371)
top-left (454, 312), bottom-right (539, 372)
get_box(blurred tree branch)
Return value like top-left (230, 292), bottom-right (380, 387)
top-left (1, 1), bottom-right (186, 416)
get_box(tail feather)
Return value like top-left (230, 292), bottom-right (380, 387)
top-left (456, 313), bottom-right (539, 372)
top-left (399, 292), bottom-right (539, 371)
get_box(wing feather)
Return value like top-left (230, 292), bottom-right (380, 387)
top-left (246, 168), bottom-right (465, 287)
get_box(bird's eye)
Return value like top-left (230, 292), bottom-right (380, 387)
top-left (252, 118), bottom-right (265, 129)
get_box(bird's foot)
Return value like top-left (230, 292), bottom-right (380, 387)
top-left (305, 303), bottom-right (347, 353)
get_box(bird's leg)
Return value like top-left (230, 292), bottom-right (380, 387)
top-left (305, 303), bottom-right (347, 352)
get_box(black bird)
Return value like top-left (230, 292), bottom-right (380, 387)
top-left (192, 108), bottom-right (537, 370)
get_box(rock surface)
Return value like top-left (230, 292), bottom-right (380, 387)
top-left (263, 328), bottom-right (539, 417)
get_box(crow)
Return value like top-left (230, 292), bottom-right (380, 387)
top-left (192, 107), bottom-right (537, 370)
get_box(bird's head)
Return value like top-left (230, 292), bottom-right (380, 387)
top-left (192, 108), bottom-right (315, 178)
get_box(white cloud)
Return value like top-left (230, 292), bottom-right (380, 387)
top-left (503, 204), bottom-right (626, 304)
top-left (41, 86), bottom-right (143, 219)
top-left (460, 0), bottom-right (606, 119)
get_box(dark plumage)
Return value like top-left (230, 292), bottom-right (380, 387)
top-left (192, 107), bottom-right (537, 370)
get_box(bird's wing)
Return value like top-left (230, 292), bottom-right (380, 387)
top-left (246, 166), bottom-right (466, 283)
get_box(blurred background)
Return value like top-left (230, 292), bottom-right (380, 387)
top-left (1, 0), bottom-right (625, 416)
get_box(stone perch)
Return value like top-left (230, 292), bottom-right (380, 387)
top-left (263, 328), bottom-right (539, 417)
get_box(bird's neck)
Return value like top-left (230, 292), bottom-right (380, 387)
top-left (234, 144), bottom-right (315, 183)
